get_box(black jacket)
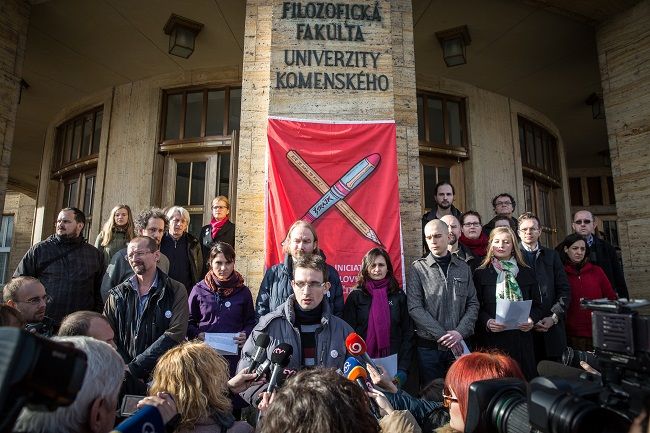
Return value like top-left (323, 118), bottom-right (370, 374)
top-left (103, 270), bottom-right (189, 380)
top-left (160, 232), bottom-right (204, 292)
top-left (14, 235), bottom-right (105, 324)
top-left (473, 265), bottom-right (543, 379)
top-left (590, 237), bottom-right (628, 299)
top-left (521, 245), bottom-right (571, 358)
top-left (199, 220), bottom-right (236, 274)
top-left (453, 244), bottom-right (479, 273)
top-left (343, 288), bottom-right (414, 373)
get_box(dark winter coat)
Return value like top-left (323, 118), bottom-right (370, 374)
top-left (590, 236), bottom-right (628, 299)
top-left (343, 287), bottom-right (414, 372)
top-left (473, 265), bottom-right (543, 379)
top-left (199, 220), bottom-right (236, 274)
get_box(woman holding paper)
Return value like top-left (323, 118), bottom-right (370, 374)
top-left (343, 247), bottom-right (413, 388)
top-left (473, 226), bottom-right (543, 379)
top-left (187, 242), bottom-right (256, 376)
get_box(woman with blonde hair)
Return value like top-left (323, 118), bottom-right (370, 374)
top-left (95, 204), bottom-right (135, 262)
top-left (149, 341), bottom-right (254, 433)
top-left (472, 226), bottom-right (543, 379)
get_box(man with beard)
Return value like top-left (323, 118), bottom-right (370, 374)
top-left (3, 276), bottom-right (55, 336)
top-left (255, 220), bottom-right (344, 318)
top-left (422, 181), bottom-right (462, 253)
top-left (14, 207), bottom-right (104, 325)
top-left (440, 214), bottom-right (478, 273)
top-left (104, 236), bottom-right (188, 381)
top-left (101, 207), bottom-right (171, 301)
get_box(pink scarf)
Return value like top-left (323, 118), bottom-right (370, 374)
top-left (365, 278), bottom-right (391, 358)
top-left (210, 217), bottom-right (228, 239)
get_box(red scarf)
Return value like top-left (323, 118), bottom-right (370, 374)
top-left (459, 232), bottom-right (488, 258)
top-left (203, 269), bottom-right (245, 298)
top-left (210, 217), bottom-right (229, 239)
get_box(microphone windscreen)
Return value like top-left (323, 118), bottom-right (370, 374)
top-left (270, 343), bottom-right (293, 365)
top-left (343, 356), bottom-right (364, 376)
top-left (113, 404), bottom-right (165, 433)
top-left (537, 360), bottom-right (587, 380)
top-left (346, 333), bottom-right (367, 356)
top-left (255, 332), bottom-right (270, 348)
top-left (346, 366), bottom-right (368, 382)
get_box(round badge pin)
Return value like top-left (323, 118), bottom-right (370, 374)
top-left (224, 301), bottom-right (231, 308)
top-left (330, 349), bottom-right (339, 359)
top-left (164, 310), bottom-right (172, 319)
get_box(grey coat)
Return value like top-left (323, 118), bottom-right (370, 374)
top-left (406, 253), bottom-right (479, 351)
top-left (238, 294), bottom-right (353, 373)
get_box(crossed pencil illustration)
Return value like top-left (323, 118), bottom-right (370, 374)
top-left (286, 150), bottom-right (383, 246)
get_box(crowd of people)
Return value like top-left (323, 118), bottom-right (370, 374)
top-left (0, 181), bottom-right (630, 433)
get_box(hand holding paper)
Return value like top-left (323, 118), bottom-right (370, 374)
top-left (495, 299), bottom-right (532, 331)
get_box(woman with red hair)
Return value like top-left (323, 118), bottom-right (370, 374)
top-left (438, 351), bottom-right (525, 433)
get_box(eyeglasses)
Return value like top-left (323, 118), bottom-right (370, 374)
top-left (574, 219), bottom-right (592, 225)
top-left (212, 206), bottom-right (228, 210)
top-left (495, 201), bottom-right (512, 206)
top-left (442, 392), bottom-right (458, 408)
top-left (462, 222), bottom-right (481, 227)
top-left (17, 294), bottom-right (53, 306)
top-left (293, 281), bottom-right (326, 290)
top-left (127, 250), bottom-right (153, 260)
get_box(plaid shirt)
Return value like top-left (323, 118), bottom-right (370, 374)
top-left (14, 235), bottom-right (105, 323)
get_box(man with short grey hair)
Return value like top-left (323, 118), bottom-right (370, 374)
top-left (160, 206), bottom-right (203, 292)
top-left (407, 219), bottom-right (479, 387)
top-left (13, 336), bottom-right (124, 433)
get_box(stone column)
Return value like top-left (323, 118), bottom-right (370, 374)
top-left (597, 0), bottom-right (650, 297)
top-left (237, 0), bottom-right (420, 293)
top-left (0, 0), bottom-right (30, 216)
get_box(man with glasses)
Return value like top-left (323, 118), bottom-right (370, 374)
top-left (14, 207), bottom-right (105, 325)
top-left (101, 207), bottom-right (171, 301)
top-left (240, 254), bottom-right (352, 375)
top-left (571, 209), bottom-right (628, 298)
top-left (483, 193), bottom-right (519, 236)
top-left (104, 236), bottom-right (189, 381)
top-left (3, 276), bottom-right (55, 336)
top-left (518, 212), bottom-right (570, 363)
top-left (407, 219), bottom-right (479, 388)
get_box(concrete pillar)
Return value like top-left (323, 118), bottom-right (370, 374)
top-left (236, 0), bottom-right (420, 292)
top-left (597, 0), bottom-right (650, 297)
top-left (0, 0), bottom-right (30, 216)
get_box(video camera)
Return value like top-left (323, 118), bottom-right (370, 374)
top-left (0, 327), bottom-right (87, 433)
top-left (464, 299), bottom-right (650, 433)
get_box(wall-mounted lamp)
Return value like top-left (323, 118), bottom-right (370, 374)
top-left (435, 25), bottom-right (471, 67)
top-left (585, 93), bottom-right (605, 119)
top-left (163, 14), bottom-right (204, 59)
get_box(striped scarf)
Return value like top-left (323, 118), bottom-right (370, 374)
top-left (492, 257), bottom-right (523, 301)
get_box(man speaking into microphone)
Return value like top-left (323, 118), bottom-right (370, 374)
top-left (239, 255), bottom-right (353, 376)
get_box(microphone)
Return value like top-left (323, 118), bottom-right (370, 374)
top-left (248, 332), bottom-right (270, 373)
top-left (346, 332), bottom-right (379, 371)
top-left (537, 360), bottom-right (595, 380)
top-left (254, 358), bottom-right (271, 381)
top-left (343, 356), bottom-right (381, 419)
top-left (277, 368), bottom-right (297, 387)
top-left (266, 343), bottom-right (293, 393)
top-left (112, 404), bottom-right (165, 433)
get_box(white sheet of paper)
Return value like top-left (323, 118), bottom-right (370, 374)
top-left (495, 299), bottom-right (532, 330)
top-left (204, 333), bottom-right (239, 355)
top-left (451, 340), bottom-right (472, 359)
top-left (371, 353), bottom-right (398, 378)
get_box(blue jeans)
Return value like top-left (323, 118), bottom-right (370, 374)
top-left (417, 346), bottom-right (455, 388)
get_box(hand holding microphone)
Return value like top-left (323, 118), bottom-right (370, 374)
top-left (248, 332), bottom-right (270, 373)
top-left (345, 332), bottom-right (379, 371)
top-left (343, 356), bottom-right (381, 419)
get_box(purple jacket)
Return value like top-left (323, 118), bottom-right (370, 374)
top-left (188, 280), bottom-right (256, 339)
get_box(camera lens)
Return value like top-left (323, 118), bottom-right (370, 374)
top-left (490, 390), bottom-right (530, 433)
top-left (548, 394), bottom-right (625, 433)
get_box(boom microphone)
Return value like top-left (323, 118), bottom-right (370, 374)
top-left (248, 332), bottom-right (270, 374)
top-left (344, 356), bottom-right (381, 419)
top-left (346, 332), bottom-right (379, 371)
top-left (537, 360), bottom-right (595, 381)
top-left (267, 343), bottom-right (293, 393)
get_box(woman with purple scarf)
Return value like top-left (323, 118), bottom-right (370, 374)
top-left (188, 241), bottom-right (256, 377)
top-left (343, 248), bottom-right (414, 388)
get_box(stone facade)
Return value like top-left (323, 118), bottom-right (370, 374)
top-left (0, 0), bottom-right (30, 216)
top-left (597, 0), bottom-right (650, 298)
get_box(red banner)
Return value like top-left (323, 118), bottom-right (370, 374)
top-left (265, 117), bottom-right (403, 296)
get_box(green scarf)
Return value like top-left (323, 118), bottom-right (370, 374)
top-left (492, 257), bottom-right (523, 301)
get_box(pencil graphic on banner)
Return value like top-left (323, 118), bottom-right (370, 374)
top-left (287, 150), bottom-right (382, 245)
top-left (299, 153), bottom-right (381, 227)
